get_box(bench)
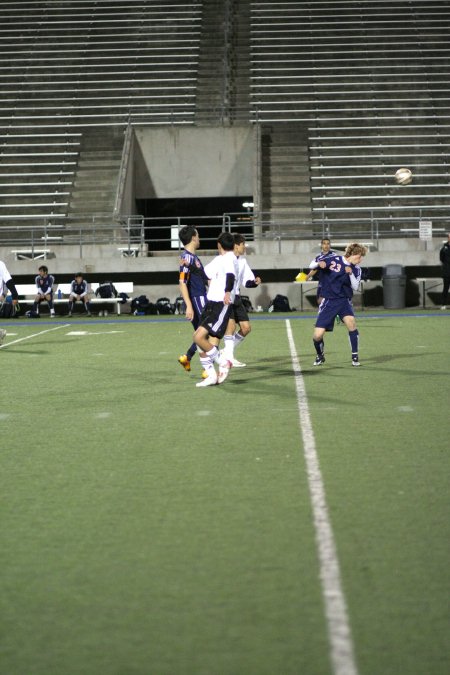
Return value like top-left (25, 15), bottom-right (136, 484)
top-left (415, 278), bottom-right (443, 309)
top-left (11, 249), bottom-right (52, 260)
top-left (117, 246), bottom-right (141, 257)
top-left (15, 282), bottom-right (134, 315)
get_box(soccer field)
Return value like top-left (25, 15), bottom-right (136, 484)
top-left (1, 311), bottom-right (449, 675)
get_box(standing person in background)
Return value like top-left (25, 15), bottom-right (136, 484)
top-left (311, 243), bottom-right (367, 367)
top-left (439, 232), bottom-right (450, 309)
top-left (32, 265), bottom-right (56, 317)
top-left (0, 259), bottom-right (20, 344)
top-left (220, 233), bottom-right (261, 368)
top-left (177, 225), bottom-right (209, 374)
top-left (68, 273), bottom-right (92, 317)
top-left (306, 237), bottom-right (336, 305)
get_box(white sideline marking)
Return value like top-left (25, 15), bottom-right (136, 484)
top-left (94, 412), bottom-right (112, 419)
top-left (66, 330), bottom-right (124, 336)
top-left (196, 410), bottom-right (211, 416)
top-left (0, 413), bottom-right (10, 420)
top-left (0, 324), bottom-right (69, 349)
top-left (285, 320), bottom-right (358, 675)
top-left (397, 406), bottom-right (414, 413)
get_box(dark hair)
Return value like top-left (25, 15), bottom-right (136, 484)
top-left (321, 238), bottom-right (331, 245)
top-left (233, 233), bottom-right (246, 245)
top-left (218, 232), bottom-right (234, 251)
top-left (38, 265), bottom-right (48, 273)
top-left (179, 225), bottom-right (198, 246)
top-left (75, 272), bottom-right (83, 278)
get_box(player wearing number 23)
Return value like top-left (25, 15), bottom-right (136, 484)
top-left (310, 242), bottom-right (368, 367)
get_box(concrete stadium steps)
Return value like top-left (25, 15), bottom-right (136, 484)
top-left (195, 0), bottom-right (250, 124)
top-left (66, 128), bottom-right (123, 220)
top-left (260, 122), bottom-right (312, 225)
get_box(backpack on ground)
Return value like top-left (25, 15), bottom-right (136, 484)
top-left (25, 309), bottom-right (40, 318)
top-left (270, 294), bottom-right (292, 312)
top-left (156, 297), bottom-right (174, 315)
top-left (95, 281), bottom-right (118, 299)
top-left (173, 296), bottom-right (186, 315)
top-left (240, 295), bottom-right (254, 313)
top-left (0, 302), bottom-right (18, 318)
top-left (131, 295), bottom-right (158, 315)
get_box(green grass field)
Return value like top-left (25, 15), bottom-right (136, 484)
top-left (1, 311), bottom-right (449, 675)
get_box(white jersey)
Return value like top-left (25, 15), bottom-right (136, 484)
top-left (204, 251), bottom-right (239, 303)
top-left (236, 256), bottom-right (255, 295)
top-left (0, 261), bottom-right (12, 286)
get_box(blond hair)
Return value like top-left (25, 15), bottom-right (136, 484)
top-left (345, 242), bottom-right (367, 258)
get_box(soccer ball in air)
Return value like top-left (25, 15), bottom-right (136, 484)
top-left (395, 167), bottom-right (413, 185)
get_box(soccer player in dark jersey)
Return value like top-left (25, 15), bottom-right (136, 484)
top-left (177, 226), bottom-right (209, 373)
top-left (306, 237), bottom-right (336, 304)
top-left (311, 242), bottom-right (367, 367)
top-left (32, 265), bottom-right (56, 317)
top-left (68, 273), bottom-right (92, 317)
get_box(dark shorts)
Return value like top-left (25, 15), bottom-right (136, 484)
top-left (199, 300), bottom-right (232, 339)
top-left (231, 295), bottom-right (249, 324)
top-left (315, 297), bottom-right (355, 331)
top-left (191, 294), bottom-right (207, 329)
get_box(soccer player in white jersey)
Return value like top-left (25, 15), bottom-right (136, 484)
top-left (311, 242), bottom-right (367, 367)
top-left (0, 259), bottom-right (20, 345)
top-left (220, 233), bottom-right (261, 367)
top-left (193, 232), bottom-right (239, 387)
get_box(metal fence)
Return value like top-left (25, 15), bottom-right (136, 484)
top-left (0, 209), bottom-right (447, 257)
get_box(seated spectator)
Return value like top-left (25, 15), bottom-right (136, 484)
top-left (33, 265), bottom-right (55, 317)
top-left (68, 273), bottom-right (92, 317)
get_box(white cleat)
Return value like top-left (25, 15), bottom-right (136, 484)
top-left (230, 357), bottom-right (246, 367)
top-left (196, 372), bottom-right (218, 387)
top-left (0, 328), bottom-right (6, 344)
top-left (217, 359), bottom-right (232, 384)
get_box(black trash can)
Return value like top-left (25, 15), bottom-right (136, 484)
top-left (382, 264), bottom-right (406, 309)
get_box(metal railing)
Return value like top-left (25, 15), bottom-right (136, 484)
top-left (0, 209), bottom-right (447, 256)
top-left (0, 214), bottom-right (146, 258)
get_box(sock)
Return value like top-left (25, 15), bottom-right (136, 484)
top-left (33, 301), bottom-right (39, 313)
top-left (199, 353), bottom-right (217, 377)
top-left (186, 343), bottom-right (197, 360)
top-left (222, 335), bottom-right (235, 360)
top-left (349, 329), bottom-right (359, 357)
top-left (68, 301), bottom-right (73, 313)
top-left (233, 332), bottom-right (245, 352)
top-left (313, 339), bottom-right (324, 356)
top-left (206, 346), bottom-right (220, 363)
top-left (48, 299), bottom-right (54, 310)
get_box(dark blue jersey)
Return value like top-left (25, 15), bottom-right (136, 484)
top-left (70, 279), bottom-right (88, 296)
top-left (35, 274), bottom-right (55, 294)
top-left (319, 255), bottom-right (362, 299)
top-left (179, 249), bottom-right (208, 299)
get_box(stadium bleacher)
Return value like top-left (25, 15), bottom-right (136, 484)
top-left (250, 0), bottom-right (450, 233)
top-left (0, 0), bottom-right (448, 254)
top-left (0, 0), bottom-right (202, 231)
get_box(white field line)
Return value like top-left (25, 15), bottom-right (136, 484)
top-left (285, 319), bottom-right (358, 675)
top-left (0, 324), bottom-right (70, 349)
